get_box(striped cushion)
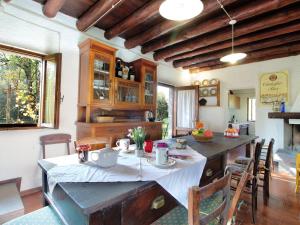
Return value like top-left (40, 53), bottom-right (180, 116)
top-left (3, 206), bottom-right (63, 225)
top-left (152, 192), bottom-right (223, 225)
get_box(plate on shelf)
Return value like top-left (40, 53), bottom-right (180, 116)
top-left (201, 88), bottom-right (209, 96)
top-left (209, 79), bottom-right (218, 85)
top-left (202, 79), bottom-right (209, 86)
top-left (193, 80), bottom-right (200, 85)
top-left (210, 87), bottom-right (217, 95)
top-left (147, 158), bottom-right (176, 169)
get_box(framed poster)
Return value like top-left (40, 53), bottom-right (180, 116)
top-left (260, 70), bottom-right (289, 105)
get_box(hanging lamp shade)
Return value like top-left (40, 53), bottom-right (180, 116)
top-left (220, 20), bottom-right (247, 64)
top-left (159, 0), bottom-right (204, 21)
top-left (220, 52), bottom-right (247, 64)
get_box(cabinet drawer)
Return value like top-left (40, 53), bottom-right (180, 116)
top-left (200, 156), bottom-right (224, 186)
top-left (121, 183), bottom-right (178, 225)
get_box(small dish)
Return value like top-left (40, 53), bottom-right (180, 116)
top-left (210, 79), bottom-right (218, 85)
top-left (147, 158), bottom-right (176, 169)
top-left (210, 88), bottom-right (217, 95)
top-left (202, 79), bottom-right (209, 86)
top-left (201, 88), bottom-right (209, 96)
top-left (193, 80), bottom-right (200, 85)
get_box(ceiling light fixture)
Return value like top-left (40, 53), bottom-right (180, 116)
top-left (159, 0), bottom-right (204, 21)
top-left (220, 20), bottom-right (247, 64)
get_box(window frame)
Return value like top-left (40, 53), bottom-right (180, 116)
top-left (247, 97), bottom-right (256, 122)
top-left (0, 44), bottom-right (61, 130)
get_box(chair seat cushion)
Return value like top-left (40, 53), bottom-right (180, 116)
top-left (152, 192), bottom-right (223, 225)
top-left (3, 206), bottom-right (63, 225)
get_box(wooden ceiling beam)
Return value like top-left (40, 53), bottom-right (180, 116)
top-left (189, 51), bottom-right (298, 73)
top-left (104, 0), bottom-right (164, 40)
top-left (173, 32), bottom-right (300, 68)
top-left (153, 5), bottom-right (300, 61)
top-left (76, 0), bottom-right (120, 32)
top-left (124, 0), bottom-right (238, 49)
top-left (142, 0), bottom-right (296, 54)
top-left (166, 21), bottom-right (300, 62)
top-left (42, 0), bottom-right (66, 18)
top-left (184, 41), bottom-right (300, 70)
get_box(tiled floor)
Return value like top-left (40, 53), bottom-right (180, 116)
top-left (21, 173), bottom-right (300, 224)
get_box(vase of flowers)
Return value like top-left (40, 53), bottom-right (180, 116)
top-left (128, 126), bottom-right (146, 157)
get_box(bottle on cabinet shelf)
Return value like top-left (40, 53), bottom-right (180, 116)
top-left (129, 66), bottom-right (135, 81)
top-left (115, 59), bottom-right (123, 78)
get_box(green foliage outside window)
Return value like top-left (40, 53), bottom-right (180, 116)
top-left (0, 51), bottom-right (41, 125)
top-left (157, 92), bottom-right (169, 139)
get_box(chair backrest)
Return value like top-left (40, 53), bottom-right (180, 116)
top-left (227, 171), bottom-right (251, 224)
top-left (264, 138), bottom-right (275, 171)
top-left (188, 171), bottom-right (251, 225)
top-left (253, 139), bottom-right (265, 177)
top-left (188, 173), bottom-right (231, 225)
top-left (40, 133), bottom-right (71, 159)
top-left (75, 137), bottom-right (113, 151)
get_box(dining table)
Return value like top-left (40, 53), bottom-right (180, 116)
top-left (38, 133), bottom-right (256, 225)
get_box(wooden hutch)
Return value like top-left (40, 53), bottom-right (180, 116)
top-left (77, 39), bottom-right (162, 144)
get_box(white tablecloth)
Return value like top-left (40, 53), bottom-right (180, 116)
top-left (45, 146), bottom-right (207, 208)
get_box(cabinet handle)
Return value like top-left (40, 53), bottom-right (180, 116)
top-left (151, 195), bottom-right (165, 210)
top-left (206, 169), bottom-right (214, 177)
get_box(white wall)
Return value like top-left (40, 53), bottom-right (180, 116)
top-left (191, 55), bottom-right (300, 152)
top-left (0, 0), bottom-right (190, 191)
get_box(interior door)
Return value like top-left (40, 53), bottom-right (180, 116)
top-left (173, 85), bottom-right (199, 137)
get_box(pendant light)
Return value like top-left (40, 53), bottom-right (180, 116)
top-left (159, 0), bottom-right (204, 21)
top-left (220, 20), bottom-right (247, 64)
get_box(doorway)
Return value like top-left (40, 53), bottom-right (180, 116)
top-left (157, 84), bottom-right (174, 139)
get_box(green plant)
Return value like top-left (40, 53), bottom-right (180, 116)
top-left (156, 92), bottom-right (168, 121)
top-left (128, 127), bottom-right (146, 150)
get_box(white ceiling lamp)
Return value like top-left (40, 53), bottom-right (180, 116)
top-left (159, 0), bottom-right (204, 21)
top-left (220, 20), bottom-right (247, 64)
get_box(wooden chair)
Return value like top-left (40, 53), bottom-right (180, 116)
top-left (40, 133), bottom-right (71, 159)
top-left (152, 172), bottom-right (250, 225)
top-left (258, 138), bottom-right (275, 205)
top-left (74, 136), bottom-right (113, 151)
top-left (296, 153), bottom-right (300, 193)
top-left (227, 139), bottom-right (265, 224)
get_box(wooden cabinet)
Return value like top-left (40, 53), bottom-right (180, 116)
top-left (78, 40), bottom-right (158, 123)
top-left (77, 39), bottom-right (159, 142)
top-left (132, 59), bottom-right (157, 111)
top-left (228, 94), bottom-right (240, 109)
top-left (77, 122), bottom-right (162, 146)
top-left (78, 39), bottom-right (117, 109)
top-left (114, 78), bottom-right (141, 108)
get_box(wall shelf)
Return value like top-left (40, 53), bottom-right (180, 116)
top-left (268, 112), bottom-right (300, 119)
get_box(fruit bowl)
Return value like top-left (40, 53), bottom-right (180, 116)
top-left (192, 134), bottom-right (213, 142)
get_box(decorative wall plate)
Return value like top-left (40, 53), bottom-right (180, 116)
top-left (210, 79), bottom-right (218, 85)
top-left (193, 80), bottom-right (200, 85)
top-left (210, 88), bottom-right (217, 95)
top-left (201, 88), bottom-right (209, 96)
top-left (202, 79), bottom-right (209, 86)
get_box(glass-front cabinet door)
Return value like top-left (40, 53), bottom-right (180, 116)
top-left (114, 78), bottom-right (140, 106)
top-left (143, 66), bottom-right (157, 107)
top-left (92, 52), bottom-right (114, 105)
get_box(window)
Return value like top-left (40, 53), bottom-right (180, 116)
top-left (247, 98), bottom-right (256, 121)
top-left (0, 45), bottom-right (61, 129)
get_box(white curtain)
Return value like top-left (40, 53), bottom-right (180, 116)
top-left (177, 89), bottom-right (196, 128)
